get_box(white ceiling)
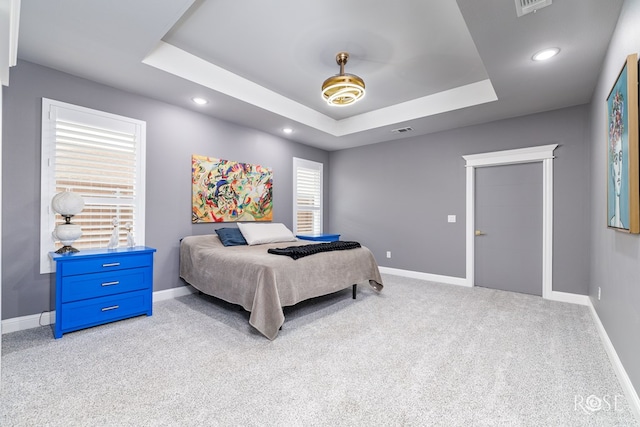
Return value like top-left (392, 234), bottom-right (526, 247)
top-left (17, 0), bottom-right (624, 151)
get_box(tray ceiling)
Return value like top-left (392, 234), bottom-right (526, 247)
top-left (17, 0), bottom-right (624, 150)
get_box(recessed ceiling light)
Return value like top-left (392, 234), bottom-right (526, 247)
top-left (283, 128), bottom-right (293, 134)
top-left (192, 97), bottom-right (208, 105)
top-left (532, 48), bottom-right (560, 61)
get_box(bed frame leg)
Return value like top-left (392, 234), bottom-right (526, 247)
top-left (352, 284), bottom-right (357, 299)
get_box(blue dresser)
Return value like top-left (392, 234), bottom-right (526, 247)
top-left (50, 246), bottom-right (156, 339)
top-left (296, 233), bottom-right (341, 242)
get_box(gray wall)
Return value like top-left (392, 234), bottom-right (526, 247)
top-left (1, 60), bottom-right (329, 320)
top-left (589, 0), bottom-right (640, 397)
top-left (329, 104), bottom-right (591, 294)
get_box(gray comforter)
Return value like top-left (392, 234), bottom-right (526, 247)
top-left (179, 235), bottom-right (383, 339)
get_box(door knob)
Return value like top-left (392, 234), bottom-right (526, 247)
top-left (475, 230), bottom-right (486, 236)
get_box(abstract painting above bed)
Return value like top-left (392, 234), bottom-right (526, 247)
top-left (192, 155), bottom-right (273, 223)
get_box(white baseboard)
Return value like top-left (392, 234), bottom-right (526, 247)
top-left (1, 286), bottom-right (197, 335)
top-left (2, 311), bottom-right (55, 334)
top-left (588, 299), bottom-right (640, 423)
top-left (152, 285), bottom-right (197, 302)
top-left (546, 290), bottom-right (590, 306)
top-left (378, 266), bottom-right (470, 287)
top-left (379, 267), bottom-right (592, 306)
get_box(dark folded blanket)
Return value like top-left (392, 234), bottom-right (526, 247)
top-left (268, 241), bottom-right (361, 260)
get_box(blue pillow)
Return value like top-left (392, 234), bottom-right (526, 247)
top-left (215, 227), bottom-right (247, 247)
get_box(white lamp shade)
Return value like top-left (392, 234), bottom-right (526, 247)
top-left (52, 191), bottom-right (84, 216)
top-left (53, 223), bottom-right (82, 246)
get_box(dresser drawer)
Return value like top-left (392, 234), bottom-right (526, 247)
top-left (51, 247), bottom-right (156, 338)
top-left (61, 269), bottom-right (150, 303)
top-left (59, 253), bottom-right (152, 277)
top-left (60, 290), bottom-right (151, 332)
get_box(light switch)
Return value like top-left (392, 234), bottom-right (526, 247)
top-left (448, 215), bottom-right (456, 223)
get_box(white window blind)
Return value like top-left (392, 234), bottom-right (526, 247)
top-left (40, 99), bottom-right (146, 273)
top-left (293, 158), bottom-right (323, 235)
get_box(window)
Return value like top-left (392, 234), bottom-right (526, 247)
top-left (40, 99), bottom-right (146, 273)
top-left (293, 157), bottom-right (323, 235)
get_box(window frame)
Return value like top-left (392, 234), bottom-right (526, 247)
top-left (293, 157), bottom-right (323, 235)
top-left (39, 98), bottom-right (146, 273)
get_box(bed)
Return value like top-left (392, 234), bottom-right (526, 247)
top-left (179, 233), bottom-right (383, 339)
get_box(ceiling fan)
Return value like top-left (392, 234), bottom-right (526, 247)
top-left (321, 52), bottom-right (366, 107)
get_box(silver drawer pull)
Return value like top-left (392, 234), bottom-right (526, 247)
top-left (101, 281), bottom-right (119, 287)
top-left (102, 262), bottom-right (121, 267)
top-left (101, 305), bottom-right (119, 312)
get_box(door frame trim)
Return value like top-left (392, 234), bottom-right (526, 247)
top-left (463, 144), bottom-right (558, 298)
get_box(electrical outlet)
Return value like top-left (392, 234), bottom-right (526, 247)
top-left (598, 287), bottom-right (601, 300)
top-left (386, 251), bottom-right (391, 259)
top-left (448, 215), bottom-right (456, 223)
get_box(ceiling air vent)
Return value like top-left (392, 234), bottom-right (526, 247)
top-left (391, 126), bottom-right (413, 134)
top-left (515, 0), bottom-right (552, 17)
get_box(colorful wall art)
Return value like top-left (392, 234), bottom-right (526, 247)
top-left (192, 155), bottom-right (273, 223)
top-left (606, 53), bottom-right (639, 233)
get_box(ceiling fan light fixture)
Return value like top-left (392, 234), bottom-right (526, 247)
top-left (322, 52), bottom-right (365, 107)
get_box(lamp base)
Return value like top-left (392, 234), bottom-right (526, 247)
top-left (55, 245), bottom-right (79, 254)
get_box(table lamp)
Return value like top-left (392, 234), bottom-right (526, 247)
top-left (51, 189), bottom-right (84, 254)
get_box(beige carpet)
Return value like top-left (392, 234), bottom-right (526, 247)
top-left (1, 274), bottom-right (637, 426)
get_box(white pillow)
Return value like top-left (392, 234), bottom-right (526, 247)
top-left (237, 222), bottom-right (297, 246)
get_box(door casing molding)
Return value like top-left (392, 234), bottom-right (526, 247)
top-left (463, 144), bottom-right (558, 299)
